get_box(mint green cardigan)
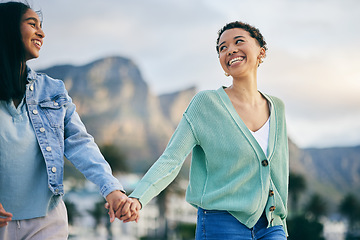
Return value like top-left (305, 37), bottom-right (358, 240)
top-left (129, 87), bottom-right (289, 234)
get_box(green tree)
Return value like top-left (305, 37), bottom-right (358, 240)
top-left (176, 222), bottom-right (196, 240)
top-left (339, 193), bottom-right (360, 231)
top-left (287, 215), bottom-right (325, 240)
top-left (305, 194), bottom-right (327, 221)
top-left (100, 144), bottom-right (129, 173)
top-left (143, 177), bottom-right (187, 240)
top-left (64, 199), bottom-right (81, 226)
top-left (289, 172), bottom-right (307, 213)
top-left (87, 199), bottom-right (113, 239)
top-left (154, 179), bottom-right (183, 240)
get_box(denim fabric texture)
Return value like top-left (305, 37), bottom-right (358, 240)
top-left (22, 67), bottom-right (124, 198)
top-left (195, 208), bottom-right (286, 240)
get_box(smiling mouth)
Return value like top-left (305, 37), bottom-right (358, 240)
top-left (33, 40), bottom-right (42, 48)
top-left (228, 56), bottom-right (245, 66)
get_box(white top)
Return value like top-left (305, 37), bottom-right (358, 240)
top-left (250, 117), bottom-right (270, 157)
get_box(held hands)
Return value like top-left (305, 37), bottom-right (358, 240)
top-left (105, 191), bottom-right (141, 223)
top-left (0, 203), bottom-right (12, 228)
top-left (0, 192), bottom-right (141, 226)
top-left (119, 198), bottom-right (141, 223)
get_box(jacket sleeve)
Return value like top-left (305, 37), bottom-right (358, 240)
top-left (63, 93), bottom-right (124, 198)
top-left (129, 115), bottom-right (198, 206)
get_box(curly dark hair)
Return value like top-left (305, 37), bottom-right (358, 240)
top-left (216, 21), bottom-right (267, 54)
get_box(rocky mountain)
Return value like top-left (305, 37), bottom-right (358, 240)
top-left (159, 86), bottom-right (197, 128)
top-left (40, 56), bottom-right (196, 171)
top-left (289, 139), bottom-right (360, 210)
top-left (40, 56), bottom-right (360, 206)
top-left (301, 145), bottom-right (359, 201)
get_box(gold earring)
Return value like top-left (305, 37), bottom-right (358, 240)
top-left (225, 72), bottom-right (230, 77)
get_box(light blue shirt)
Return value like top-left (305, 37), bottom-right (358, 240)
top-left (0, 98), bottom-right (59, 220)
top-left (0, 66), bottom-right (124, 220)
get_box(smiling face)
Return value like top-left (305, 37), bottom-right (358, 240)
top-left (218, 28), bottom-right (265, 78)
top-left (20, 9), bottom-right (45, 61)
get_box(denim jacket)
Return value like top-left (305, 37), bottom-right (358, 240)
top-left (25, 67), bottom-right (124, 198)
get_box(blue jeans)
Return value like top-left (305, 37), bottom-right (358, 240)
top-left (195, 208), bottom-right (286, 240)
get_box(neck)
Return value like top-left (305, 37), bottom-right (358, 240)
top-left (14, 62), bottom-right (27, 102)
top-left (226, 74), bottom-right (259, 103)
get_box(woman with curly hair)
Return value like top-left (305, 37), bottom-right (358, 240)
top-left (125, 21), bottom-right (289, 239)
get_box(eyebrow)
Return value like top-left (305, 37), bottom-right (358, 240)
top-left (24, 17), bottom-right (39, 22)
top-left (24, 17), bottom-right (42, 27)
top-left (218, 35), bottom-right (245, 48)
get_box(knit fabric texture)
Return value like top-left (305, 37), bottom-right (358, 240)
top-left (130, 87), bottom-right (289, 233)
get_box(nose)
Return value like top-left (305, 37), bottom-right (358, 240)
top-left (36, 28), bottom-right (45, 39)
top-left (227, 46), bottom-right (238, 56)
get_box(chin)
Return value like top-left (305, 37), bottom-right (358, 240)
top-left (27, 55), bottom-right (39, 61)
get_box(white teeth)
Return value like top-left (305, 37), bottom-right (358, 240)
top-left (229, 56), bottom-right (245, 66)
top-left (33, 40), bottom-right (42, 47)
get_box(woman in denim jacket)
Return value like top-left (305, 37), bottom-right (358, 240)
top-left (0, 2), bottom-right (133, 239)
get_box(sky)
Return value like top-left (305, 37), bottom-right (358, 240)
top-left (15, 0), bottom-right (360, 148)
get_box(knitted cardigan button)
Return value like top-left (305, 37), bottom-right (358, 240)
top-left (261, 160), bottom-right (269, 167)
top-left (269, 190), bottom-right (274, 197)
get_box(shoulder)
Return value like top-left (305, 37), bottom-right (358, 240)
top-left (185, 89), bottom-right (220, 111)
top-left (36, 73), bottom-right (65, 88)
top-left (28, 67), bottom-right (64, 86)
top-left (27, 67), bottom-right (69, 101)
top-left (189, 89), bottom-right (219, 104)
top-left (28, 68), bottom-right (67, 92)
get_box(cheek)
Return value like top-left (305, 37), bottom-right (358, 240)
top-left (21, 35), bottom-right (27, 45)
top-left (218, 54), bottom-right (225, 65)
top-left (219, 56), bottom-right (228, 71)
top-left (20, 30), bottom-right (29, 45)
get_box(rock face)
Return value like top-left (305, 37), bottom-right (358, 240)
top-left (159, 86), bottom-right (197, 128)
top-left (289, 138), bottom-right (360, 205)
top-left (40, 56), bottom-right (196, 171)
top-left (302, 146), bottom-right (360, 199)
top-left (40, 56), bottom-right (360, 204)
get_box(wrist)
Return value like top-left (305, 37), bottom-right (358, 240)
top-left (130, 198), bottom-right (142, 209)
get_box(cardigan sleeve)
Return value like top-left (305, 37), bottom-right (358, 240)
top-left (129, 115), bottom-right (198, 206)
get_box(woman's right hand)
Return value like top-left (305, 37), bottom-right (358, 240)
top-left (0, 203), bottom-right (12, 227)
